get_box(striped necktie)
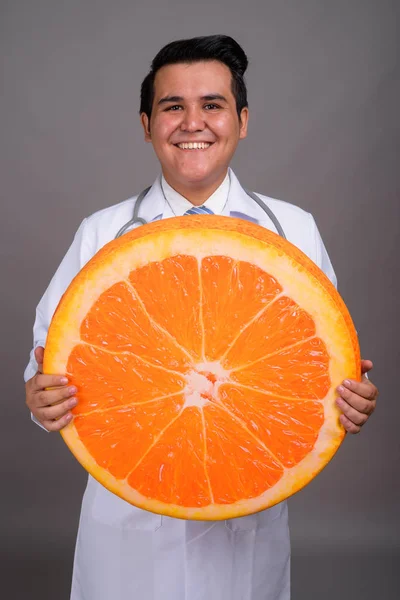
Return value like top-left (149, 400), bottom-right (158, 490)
top-left (184, 206), bottom-right (214, 216)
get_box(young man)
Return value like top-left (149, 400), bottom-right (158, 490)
top-left (25, 35), bottom-right (378, 600)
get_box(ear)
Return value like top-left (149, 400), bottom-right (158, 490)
top-left (140, 113), bottom-right (152, 142)
top-left (239, 107), bottom-right (249, 140)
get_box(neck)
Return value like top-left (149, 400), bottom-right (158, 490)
top-left (162, 170), bottom-right (228, 206)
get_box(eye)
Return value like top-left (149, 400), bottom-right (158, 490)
top-left (165, 105), bottom-right (183, 111)
top-left (204, 103), bottom-right (221, 110)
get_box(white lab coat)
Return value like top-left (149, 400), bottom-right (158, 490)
top-left (25, 169), bottom-right (336, 600)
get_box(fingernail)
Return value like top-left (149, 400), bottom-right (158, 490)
top-left (336, 397), bottom-right (344, 407)
top-left (69, 397), bottom-right (77, 407)
top-left (66, 413), bottom-right (73, 422)
top-left (344, 379), bottom-right (352, 387)
top-left (60, 377), bottom-right (68, 385)
top-left (68, 386), bottom-right (77, 394)
top-left (337, 385), bottom-right (345, 394)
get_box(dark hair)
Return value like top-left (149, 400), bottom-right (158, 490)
top-left (140, 35), bottom-right (249, 121)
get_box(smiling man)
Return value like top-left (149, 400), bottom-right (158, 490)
top-left (140, 59), bottom-right (248, 204)
top-left (25, 35), bottom-right (378, 600)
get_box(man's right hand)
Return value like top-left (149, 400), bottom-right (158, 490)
top-left (25, 346), bottom-right (78, 431)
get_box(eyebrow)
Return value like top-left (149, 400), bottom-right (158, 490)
top-left (157, 94), bottom-right (228, 105)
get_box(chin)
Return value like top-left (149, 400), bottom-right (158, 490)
top-left (177, 166), bottom-right (218, 186)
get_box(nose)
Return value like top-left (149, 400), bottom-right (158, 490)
top-left (180, 106), bottom-right (205, 132)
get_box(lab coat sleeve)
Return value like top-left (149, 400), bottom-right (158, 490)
top-left (309, 214), bottom-right (337, 289)
top-left (308, 215), bottom-right (368, 377)
top-left (24, 218), bottom-right (93, 430)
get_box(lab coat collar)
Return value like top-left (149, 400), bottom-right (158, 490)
top-left (136, 177), bottom-right (167, 223)
top-left (138, 168), bottom-right (265, 224)
top-left (226, 169), bottom-right (267, 223)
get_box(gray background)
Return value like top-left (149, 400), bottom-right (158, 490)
top-left (1, 0), bottom-right (399, 598)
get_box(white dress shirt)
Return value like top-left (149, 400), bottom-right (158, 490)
top-left (161, 171), bottom-right (230, 217)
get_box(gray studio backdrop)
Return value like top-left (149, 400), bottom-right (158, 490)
top-left (1, 1), bottom-right (399, 598)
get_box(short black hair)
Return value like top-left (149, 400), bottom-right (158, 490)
top-left (140, 35), bottom-right (249, 121)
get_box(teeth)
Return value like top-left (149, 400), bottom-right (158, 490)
top-left (177, 142), bottom-right (211, 150)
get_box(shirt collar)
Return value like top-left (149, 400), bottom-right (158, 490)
top-left (161, 171), bottom-right (230, 217)
top-left (134, 168), bottom-right (267, 225)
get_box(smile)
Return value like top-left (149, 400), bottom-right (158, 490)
top-left (175, 142), bottom-right (213, 150)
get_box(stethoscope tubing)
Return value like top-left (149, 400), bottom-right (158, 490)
top-left (115, 186), bottom-right (286, 239)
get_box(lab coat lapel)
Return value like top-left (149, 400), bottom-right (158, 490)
top-left (227, 169), bottom-right (267, 224)
top-left (137, 175), bottom-right (167, 223)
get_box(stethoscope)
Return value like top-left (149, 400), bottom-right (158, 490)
top-left (115, 186), bottom-right (287, 239)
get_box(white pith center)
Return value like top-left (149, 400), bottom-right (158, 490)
top-left (183, 362), bottom-right (229, 409)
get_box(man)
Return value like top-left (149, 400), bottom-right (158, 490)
top-left (25, 35), bottom-right (378, 600)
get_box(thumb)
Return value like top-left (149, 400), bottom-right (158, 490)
top-left (34, 346), bottom-right (45, 373)
top-left (361, 358), bottom-right (373, 376)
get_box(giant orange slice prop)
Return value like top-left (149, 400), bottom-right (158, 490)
top-left (44, 216), bottom-right (360, 520)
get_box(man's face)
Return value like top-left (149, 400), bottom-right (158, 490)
top-left (141, 60), bottom-right (248, 192)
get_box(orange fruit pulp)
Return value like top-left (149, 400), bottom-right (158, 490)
top-left (44, 216), bottom-right (360, 520)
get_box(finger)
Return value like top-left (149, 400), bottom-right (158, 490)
top-left (34, 372), bottom-right (70, 392)
top-left (35, 384), bottom-right (77, 408)
top-left (361, 359), bottom-right (373, 375)
top-left (339, 413), bottom-right (361, 434)
top-left (40, 397), bottom-right (78, 421)
top-left (336, 396), bottom-right (369, 426)
top-left (336, 385), bottom-right (375, 416)
top-left (341, 379), bottom-right (378, 403)
top-left (42, 411), bottom-right (74, 432)
top-left (34, 346), bottom-right (45, 373)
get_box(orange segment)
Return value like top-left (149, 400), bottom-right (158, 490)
top-left (80, 281), bottom-right (191, 370)
top-left (203, 403), bottom-right (284, 503)
top-left (44, 215), bottom-right (360, 520)
top-left (223, 295), bottom-right (316, 369)
top-left (127, 407), bottom-right (211, 507)
top-left (201, 257), bottom-right (282, 361)
top-left (218, 384), bottom-right (324, 468)
top-left (67, 344), bottom-right (186, 414)
top-left (73, 395), bottom-right (184, 480)
top-left (129, 255), bottom-right (203, 362)
top-left (230, 337), bottom-right (331, 400)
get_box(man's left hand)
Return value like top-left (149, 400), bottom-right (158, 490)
top-left (336, 359), bottom-right (378, 434)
